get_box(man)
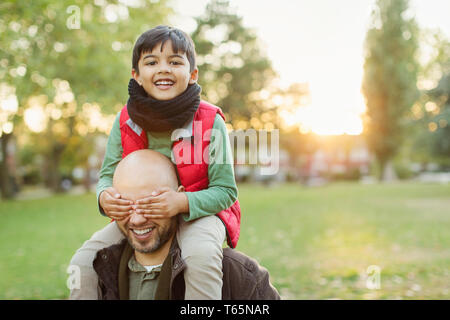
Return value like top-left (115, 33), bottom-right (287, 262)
top-left (93, 149), bottom-right (280, 300)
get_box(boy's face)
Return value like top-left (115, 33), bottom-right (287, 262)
top-left (132, 40), bottom-right (198, 101)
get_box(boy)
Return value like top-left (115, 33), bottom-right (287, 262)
top-left (69, 25), bottom-right (241, 300)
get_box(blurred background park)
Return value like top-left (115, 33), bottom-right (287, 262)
top-left (0, 0), bottom-right (449, 299)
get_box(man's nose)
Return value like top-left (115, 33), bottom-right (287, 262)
top-left (129, 211), bottom-right (147, 225)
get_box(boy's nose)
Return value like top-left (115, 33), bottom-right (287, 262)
top-left (157, 62), bottom-right (171, 73)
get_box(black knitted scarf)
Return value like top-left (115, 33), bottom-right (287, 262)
top-left (126, 78), bottom-right (201, 132)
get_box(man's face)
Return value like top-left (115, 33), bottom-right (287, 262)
top-left (116, 190), bottom-right (177, 254)
top-left (132, 40), bottom-right (198, 101)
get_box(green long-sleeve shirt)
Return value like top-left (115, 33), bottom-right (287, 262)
top-left (96, 111), bottom-right (238, 221)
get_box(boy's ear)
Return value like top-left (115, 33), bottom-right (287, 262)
top-left (131, 68), bottom-right (142, 86)
top-left (188, 68), bottom-right (199, 84)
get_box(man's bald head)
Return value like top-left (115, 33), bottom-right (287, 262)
top-left (113, 150), bottom-right (179, 201)
top-left (113, 150), bottom-right (179, 258)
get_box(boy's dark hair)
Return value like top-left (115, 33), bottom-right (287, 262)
top-left (132, 25), bottom-right (197, 74)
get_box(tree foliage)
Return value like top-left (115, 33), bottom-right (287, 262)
top-left (361, 0), bottom-right (420, 179)
top-left (0, 0), bottom-right (172, 195)
top-left (401, 31), bottom-right (450, 167)
top-left (427, 74), bottom-right (450, 160)
top-left (191, 0), bottom-right (276, 125)
top-left (413, 73), bottom-right (450, 165)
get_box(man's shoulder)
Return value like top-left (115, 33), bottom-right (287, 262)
top-left (222, 248), bottom-right (271, 281)
top-left (93, 239), bottom-right (130, 300)
top-left (222, 248), bottom-right (280, 300)
top-left (223, 248), bottom-right (259, 271)
top-left (93, 239), bottom-right (128, 273)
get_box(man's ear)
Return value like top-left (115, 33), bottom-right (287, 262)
top-left (188, 68), bottom-right (199, 85)
top-left (177, 185), bottom-right (185, 192)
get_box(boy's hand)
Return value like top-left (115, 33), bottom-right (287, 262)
top-left (134, 187), bottom-right (188, 219)
top-left (99, 187), bottom-right (133, 221)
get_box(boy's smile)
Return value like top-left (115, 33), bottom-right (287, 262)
top-left (132, 40), bottom-right (198, 101)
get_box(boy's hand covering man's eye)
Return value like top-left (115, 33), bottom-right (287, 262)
top-left (133, 187), bottom-right (188, 219)
top-left (99, 187), bottom-right (134, 221)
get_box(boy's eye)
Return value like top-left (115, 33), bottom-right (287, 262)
top-left (171, 61), bottom-right (182, 65)
top-left (146, 61), bottom-right (157, 66)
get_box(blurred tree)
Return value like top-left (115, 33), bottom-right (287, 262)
top-left (275, 83), bottom-right (317, 169)
top-left (280, 129), bottom-right (318, 175)
top-left (362, 0), bottom-right (420, 181)
top-left (412, 74), bottom-right (450, 166)
top-left (427, 74), bottom-right (450, 162)
top-left (418, 29), bottom-right (450, 91)
top-left (403, 31), bottom-right (449, 168)
top-left (191, 0), bottom-right (277, 125)
top-left (0, 133), bottom-right (14, 198)
top-left (0, 0), bottom-right (172, 195)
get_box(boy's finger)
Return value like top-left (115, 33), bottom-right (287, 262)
top-left (143, 207), bottom-right (167, 216)
top-left (110, 216), bottom-right (125, 221)
top-left (142, 192), bottom-right (167, 203)
top-left (105, 188), bottom-right (120, 197)
top-left (108, 209), bottom-right (131, 215)
top-left (135, 208), bottom-right (153, 215)
top-left (109, 212), bottom-right (130, 219)
top-left (152, 187), bottom-right (170, 196)
top-left (104, 192), bottom-right (118, 201)
top-left (133, 203), bottom-right (154, 210)
top-left (111, 198), bottom-right (133, 206)
top-left (135, 197), bottom-right (154, 205)
top-left (143, 213), bottom-right (166, 219)
top-left (108, 214), bottom-right (127, 221)
top-left (138, 204), bottom-right (167, 212)
top-left (108, 206), bottom-right (133, 215)
top-left (109, 204), bottom-right (133, 212)
top-left (144, 187), bottom-right (169, 198)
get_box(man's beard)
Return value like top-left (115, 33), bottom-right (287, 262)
top-left (127, 218), bottom-right (177, 254)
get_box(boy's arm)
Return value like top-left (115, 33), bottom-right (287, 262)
top-left (182, 114), bottom-right (238, 222)
top-left (96, 112), bottom-right (123, 216)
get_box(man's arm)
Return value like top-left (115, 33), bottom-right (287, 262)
top-left (222, 249), bottom-right (281, 300)
top-left (253, 267), bottom-right (281, 300)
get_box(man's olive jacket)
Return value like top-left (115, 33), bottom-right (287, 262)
top-left (93, 239), bottom-right (280, 300)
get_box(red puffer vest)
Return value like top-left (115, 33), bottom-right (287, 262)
top-left (119, 101), bottom-right (241, 248)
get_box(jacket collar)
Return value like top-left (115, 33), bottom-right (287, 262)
top-left (116, 237), bottom-right (186, 300)
top-left (127, 113), bottom-right (194, 141)
top-left (118, 242), bottom-right (133, 300)
top-left (170, 118), bottom-right (193, 141)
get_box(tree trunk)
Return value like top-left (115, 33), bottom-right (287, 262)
top-left (380, 159), bottom-right (398, 182)
top-left (44, 118), bottom-right (65, 193)
top-left (83, 162), bottom-right (91, 193)
top-left (48, 143), bottom-right (65, 193)
top-left (0, 133), bottom-right (14, 199)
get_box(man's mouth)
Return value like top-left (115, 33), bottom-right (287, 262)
top-left (131, 227), bottom-right (155, 238)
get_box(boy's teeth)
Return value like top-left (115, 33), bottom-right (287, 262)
top-left (156, 81), bottom-right (173, 85)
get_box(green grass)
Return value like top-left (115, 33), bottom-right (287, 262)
top-left (1, 182), bottom-right (449, 299)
